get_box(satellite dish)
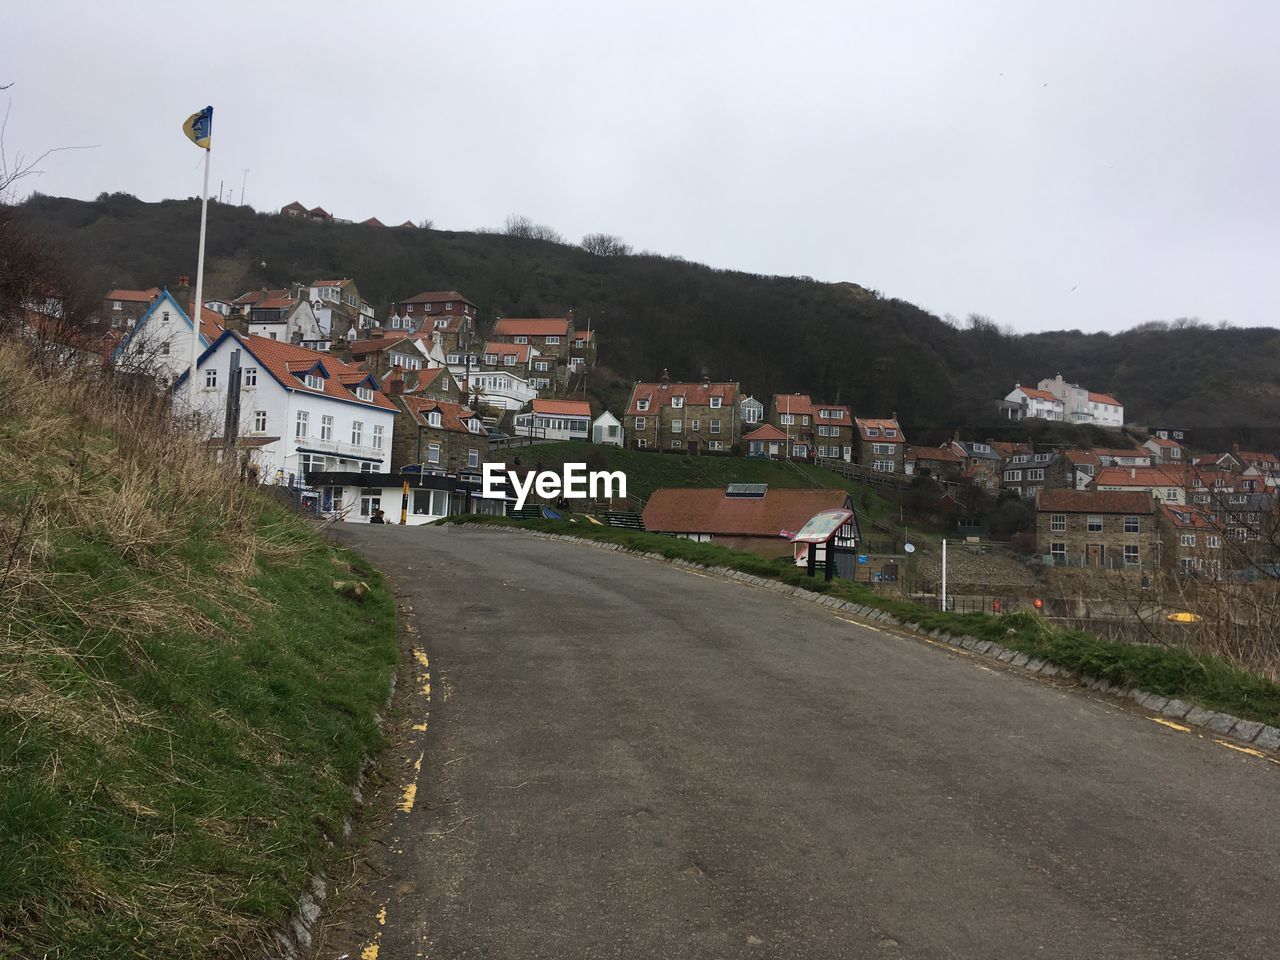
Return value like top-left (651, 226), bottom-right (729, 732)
top-left (904, 543), bottom-right (916, 554)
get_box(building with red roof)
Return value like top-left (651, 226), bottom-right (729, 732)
top-left (855, 416), bottom-right (907, 474)
top-left (513, 398), bottom-right (593, 442)
top-left (1035, 488), bottom-right (1157, 570)
top-left (1090, 465), bottom-right (1187, 505)
top-left (625, 372), bottom-right (741, 454)
top-left (110, 289), bottom-right (227, 383)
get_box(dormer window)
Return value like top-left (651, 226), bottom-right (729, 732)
top-left (672, 396), bottom-right (684, 409)
top-left (514, 336), bottom-right (528, 344)
top-left (304, 373), bottom-right (324, 390)
top-left (710, 396), bottom-right (722, 409)
top-left (885, 428), bottom-right (897, 438)
top-left (545, 336), bottom-right (560, 345)
top-left (435, 318), bottom-right (447, 329)
top-left (867, 428), bottom-right (880, 437)
top-left (356, 386), bottom-right (373, 402)
top-left (637, 399), bottom-right (650, 411)
top-left (428, 411), bottom-right (442, 427)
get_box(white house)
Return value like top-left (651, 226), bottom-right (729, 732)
top-left (463, 369), bottom-right (539, 412)
top-left (176, 331), bottom-right (397, 485)
top-left (513, 399), bottom-right (592, 441)
top-left (592, 411), bottom-right (624, 446)
top-left (1038, 374), bottom-right (1124, 427)
top-left (1002, 384), bottom-right (1064, 421)
top-left (246, 297), bottom-right (323, 345)
top-left (310, 471), bottom-right (508, 524)
top-left (111, 289), bottom-right (226, 384)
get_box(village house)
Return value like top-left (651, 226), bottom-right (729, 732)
top-left (1000, 384), bottom-right (1064, 421)
top-left (625, 373), bottom-right (742, 453)
top-left (389, 291), bottom-right (479, 333)
top-left (642, 486), bottom-right (860, 564)
top-left (308, 278), bottom-right (364, 338)
top-left (1160, 505), bottom-right (1225, 578)
top-left (1035, 488), bottom-right (1157, 571)
top-left (490, 316), bottom-right (574, 389)
top-left (904, 445), bottom-right (964, 482)
top-left (280, 201), bottom-right (334, 222)
top-left (744, 424), bottom-right (790, 460)
top-left (946, 439), bottom-right (1004, 491)
top-left (592, 411), bottom-right (624, 446)
top-left (389, 365), bottom-right (463, 404)
top-left (1092, 447), bottom-right (1152, 468)
top-left (386, 390), bottom-right (488, 476)
top-left (569, 328), bottom-right (597, 372)
top-left (1090, 465), bottom-right (1186, 505)
top-left (1142, 435), bottom-right (1184, 465)
top-left (102, 287), bottom-right (160, 329)
top-left (309, 469), bottom-right (506, 525)
top-left (814, 403), bottom-right (854, 462)
top-left (244, 294), bottom-right (323, 346)
top-left (346, 333), bottom-right (428, 379)
top-left (513, 399), bottom-right (592, 442)
top-left (769, 394), bottom-right (816, 460)
top-left (111, 289), bottom-right (226, 383)
top-left (175, 331), bottom-right (397, 486)
top-left (1043, 449), bottom-right (1102, 492)
top-left (1000, 445), bottom-right (1054, 499)
top-left (854, 416), bottom-right (906, 473)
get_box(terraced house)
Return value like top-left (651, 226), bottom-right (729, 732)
top-left (1035, 488), bottom-right (1157, 571)
top-left (855, 416), bottom-right (906, 473)
top-left (490, 316), bottom-right (574, 390)
top-left (625, 373), bottom-right (741, 454)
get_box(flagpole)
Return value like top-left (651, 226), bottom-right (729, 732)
top-left (189, 143), bottom-right (211, 403)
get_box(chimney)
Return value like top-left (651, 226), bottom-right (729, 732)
top-left (703, 374), bottom-right (711, 387)
top-left (660, 368), bottom-right (670, 389)
top-left (385, 365), bottom-right (404, 396)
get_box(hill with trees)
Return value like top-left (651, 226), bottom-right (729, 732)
top-left (20, 193), bottom-right (1280, 449)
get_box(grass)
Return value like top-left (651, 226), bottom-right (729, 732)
top-left (0, 342), bottom-right (398, 958)
top-left (495, 440), bottom-right (897, 521)
top-left (448, 515), bottom-right (1280, 727)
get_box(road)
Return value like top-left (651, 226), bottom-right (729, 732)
top-left (328, 524), bottom-right (1279, 960)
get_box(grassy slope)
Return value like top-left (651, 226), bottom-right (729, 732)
top-left (449, 516), bottom-right (1280, 727)
top-left (497, 441), bottom-right (896, 521)
top-left (0, 349), bottom-right (397, 958)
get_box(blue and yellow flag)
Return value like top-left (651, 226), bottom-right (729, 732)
top-left (182, 106), bottom-right (213, 149)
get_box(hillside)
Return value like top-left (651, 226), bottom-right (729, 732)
top-left (0, 340), bottom-right (397, 957)
top-left (21, 193), bottom-right (1280, 448)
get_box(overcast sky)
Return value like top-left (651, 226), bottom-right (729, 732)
top-left (6, 1), bottom-right (1278, 332)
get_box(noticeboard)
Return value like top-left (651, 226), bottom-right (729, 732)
top-left (790, 508), bottom-right (854, 544)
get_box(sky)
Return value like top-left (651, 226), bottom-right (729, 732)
top-left (5, 0), bottom-right (1279, 332)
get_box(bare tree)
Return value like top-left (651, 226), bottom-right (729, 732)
top-left (581, 232), bottom-right (632, 257)
top-left (503, 213), bottom-right (563, 243)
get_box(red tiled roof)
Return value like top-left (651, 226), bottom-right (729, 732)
top-left (234, 288), bottom-right (291, 306)
top-left (745, 424), bottom-right (790, 442)
top-left (1065, 450), bottom-right (1102, 467)
top-left (773, 394), bottom-right (813, 416)
top-left (571, 330), bottom-right (594, 343)
top-left (1089, 391), bottom-right (1122, 406)
top-left (401, 396), bottom-right (482, 434)
top-left (188, 301), bottom-right (226, 342)
top-left (908, 445), bottom-right (961, 463)
top-left (106, 287), bottom-right (160, 303)
top-left (492, 317), bottom-right (571, 337)
top-left (1161, 505), bottom-right (1221, 530)
top-left (1092, 466), bottom-right (1185, 489)
top-left (400, 366), bottom-right (452, 395)
top-left (361, 217), bottom-right (386, 227)
top-left (643, 488), bottom-right (852, 537)
top-left (235, 335), bottom-right (394, 410)
top-left (482, 341), bottom-right (531, 362)
top-left (627, 381), bottom-right (740, 415)
top-left (855, 417), bottom-right (905, 443)
top-left (1012, 386), bottom-right (1059, 402)
top-left (1145, 436), bottom-right (1181, 448)
top-left (533, 399), bottom-right (591, 418)
top-left (398, 290), bottom-right (476, 305)
top-left (1038, 489), bottom-right (1154, 514)
top-left (1090, 447), bottom-right (1150, 459)
top-left (312, 278), bottom-right (351, 288)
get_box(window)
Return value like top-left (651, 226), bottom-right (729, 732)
top-left (1004, 470), bottom-right (1023, 482)
top-left (1122, 515), bottom-right (1139, 533)
top-left (1050, 514), bottom-right (1066, 532)
top-left (428, 411), bottom-right (442, 428)
top-left (161, 310), bottom-right (171, 324)
top-left (1207, 535), bottom-right (1221, 549)
top-left (304, 373), bottom-right (324, 390)
top-left (427, 442), bottom-right (441, 464)
top-left (468, 448), bottom-right (479, 468)
top-left (1051, 542), bottom-right (1066, 563)
top-left (672, 396), bottom-right (684, 409)
top-left (671, 419), bottom-right (683, 433)
top-left (112, 300), bottom-right (122, 311)
top-left (867, 427), bottom-right (880, 437)
top-left (295, 410), bottom-right (309, 438)
top-left (884, 428), bottom-right (897, 438)
top-left (802, 416), bottom-right (810, 425)
top-left (1027, 469), bottom-right (1045, 481)
top-left (710, 419), bottom-right (721, 434)
top-left (320, 415), bottom-right (334, 440)
top-left (514, 336), bottom-right (528, 344)
top-left (710, 396), bottom-right (722, 408)
top-left (873, 443), bottom-right (896, 455)
top-left (447, 353), bottom-right (460, 364)
top-left (360, 462), bottom-right (373, 474)
top-left (1165, 488), bottom-right (1178, 500)
top-left (671, 439), bottom-right (683, 449)
top-left (1180, 533), bottom-right (1196, 547)
top-left (534, 360), bottom-right (549, 371)
top-left (1124, 544), bottom-right (1140, 566)
top-left (240, 367), bottom-right (258, 387)
top-left (204, 369), bottom-right (217, 389)
top-left (690, 419), bottom-right (701, 431)
top-left (873, 459), bottom-right (895, 472)
top-left (636, 438), bottom-right (648, 449)
top-left (252, 410), bottom-right (267, 432)
top-left (780, 413), bottom-right (794, 426)
top-left (545, 336), bottom-right (560, 345)
top-left (708, 440), bottom-right (723, 451)
top-left (373, 425), bottom-right (384, 450)
top-left (637, 398), bottom-right (650, 412)
top-left (356, 386), bottom-right (373, 402)
top-left (634, 416), bottom-right (646, 430)
top-left (1086, 515), bottom-right (1103, 532)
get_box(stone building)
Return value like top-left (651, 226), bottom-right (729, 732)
top-left (1035, 488), bottom-right (1157, 571)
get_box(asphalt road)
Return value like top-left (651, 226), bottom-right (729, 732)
top-left (329, 524), bottom-right (1279, 960)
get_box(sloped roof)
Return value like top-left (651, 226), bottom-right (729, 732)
top-left (233, 335), bottom-right (394, 410)
top-left (813, 404), bottom-right (851, 420)
top-left (482, 341), bottom-right (531, 362)
top-left (401, 396), bottom-right (482, 434)
top-left (1093, 466), bottom-right (1186, 489)
top-left (643, 487), bottom-right (853, 537)
top-left (1011, 386), bottom-right (1059, 402)
top-left (855, 417), bottom-right (905, 443)
top-left (773, 394), bottom-right (813, 416)
top-left (106, 287), bottom-right (160, 303)
top-left (1145, 436), bottom-right (1181, 449)
top-left (234, 288), bottom-right (292, 306)
top-left (532, 399), bottom-right (591, 418)
top-left (348, 334), bottom-right (415, 357)
top-left (400, 366), bottom-right (452, 395)
top-left (745, 424), bottom-right (789, 443)
top-left (1089, 391), bottom-right (1122, 406)
top-left (627, 380), bottom-right (740, 414)
top-left (399, 290), bottom-right (476, 305)
top-left (361, 217), bottom-right (386, 227)
top-left (908, 445), bottom-right (961, 463)
top-left (1162, 505), bottom-right (1222, 530)
top-left (492, 317), bottom-right (571, 337)
top-left (1038, 489), bottom-right (1154, 514)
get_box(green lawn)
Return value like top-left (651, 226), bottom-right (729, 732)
top-left (1, 346), bottom-right (398, 959)
top-left (497, 441), bottom-right (895, 521)
top-left (449, 515), bottom-right (1280, 728)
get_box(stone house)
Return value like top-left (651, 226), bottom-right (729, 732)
top-left (625, 373), bottom-right (741, 454)
top-left (1035, 488), bottom-right (1157, 570)
top-left (387, 392), bottom-right (488, 476)
top-left (855, 417), bottom-right (906, 473)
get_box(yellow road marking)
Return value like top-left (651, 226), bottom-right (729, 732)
top-left (1213, 739), bottom-right (1280, 765)
top-left (360, 903), bottom-right (388, 958)
top-left (412, 722), bottom-right (428, 732)
top-left (413, 648), bottom-right (429, 668)
top-left (399, 754), bottom-right (423, 812)
top-left (1150, 717), bottom-right (1191, 733)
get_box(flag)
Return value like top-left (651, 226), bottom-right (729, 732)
top-left (183, 106), bottom-right (213, 149)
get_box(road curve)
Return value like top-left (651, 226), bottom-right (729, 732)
top-left (329, 524), bottom-right (1279, 960)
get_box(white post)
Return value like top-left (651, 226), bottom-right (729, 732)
top-left (188, 145), bottom-right (212, 403)
top-left (941, 538), bottom-right (948, 612)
